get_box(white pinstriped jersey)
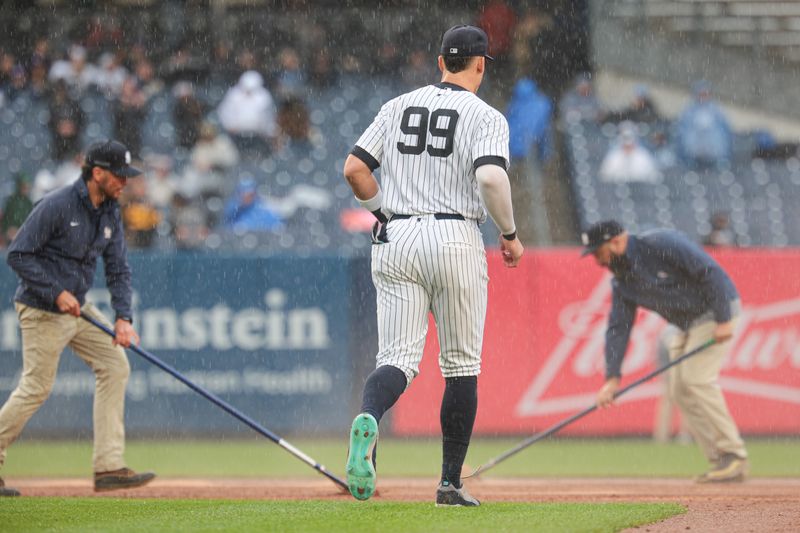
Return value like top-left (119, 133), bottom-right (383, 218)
top-left (353, 82), bottom-right (510, 222)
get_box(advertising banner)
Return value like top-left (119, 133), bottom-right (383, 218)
top-left (0, 253), bottom-right (357, 435)
top-left (392, 249), bottom-right (800, 436)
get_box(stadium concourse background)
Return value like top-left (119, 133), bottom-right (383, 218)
top-left (0, 1), bottom-right (798, 439)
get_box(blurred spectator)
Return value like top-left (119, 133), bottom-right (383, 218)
top-left (170, 193), bottom-right (209, 250)
top-left (145, 154), bottom-right (179, 212)
top-left (48, 44), bottom-right (97, 95)
top-left (0, 51), bottom-right (16, 91)
top-left (308, 49), bottom-right (336, 88)
top-left (752, 130), bottom-right (799, 160)
top-left (505, 77), bottom-right (553, 243)
top-left (31, 153), bottom-right (82, 201)
top-left (273, 47), bottom-right (306, 100)
top-left (676, 81), bottom-right (732, 169)
top-left (234, 47), bottom-right (259, 78)
top-left (276, 97), bottom-right (321, 152)
top-left (121, 176), bottom-right (161, 249)
top-left (28, 61), bottom-right (49, 100)
top-left (607, 84), bottom-right (662, 124)
top-left (479, 0), bottom-right (517, 60)
top-left (85, 13), bottom-right (124, 51)
top-left (217, 70), bottom-right (277, 154)
top-left (5, 65), bottom-right (27, 102)
top-left (511, 8), bottom-right (552, 79)
top-left (560, 72), bottom-right (605, 124)
top-left (651, 130), bottom-right (678, 170)
top-left (183, 121), bottom-right (239, 199)
top-left (1, 173), bottom-right (33, 246)
top-left (209, 40), bottom-right (239, 87)
top-left (223, 178), bottom-right (282, 232)
top-left (599, 122), bottom-right (661, 183)
top-left (113, 76), bottom-right (148, 157)
top-left (703, 211), bottom-right (738, 247)
top-left (507, 78), bottom-right (552, 164)
top-left (160, 42), bottom-right (207, 84)
top-left (94, 52), bottom-right (128, 98)
top-left (28, 37), bottom-right (51, 72)
top-left (400, 49), bottom-right (435, 89)
top-left (478, 0), bottom-right (517, 91)
top-left (127, 42), bottom-right (148, 70)
top-left (48, 79), bottom-right (85, 161)
top-left (133, 57), bottom-right (164, 101)
top-left (375, 42), bottom-right (402, 76)
top-left (172, 81), bottom-right (206, 149)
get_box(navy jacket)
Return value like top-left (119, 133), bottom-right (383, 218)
top-left (605, 229), bottom-right (738, 378)
top-left (6, 178), bottom-right (132, 319)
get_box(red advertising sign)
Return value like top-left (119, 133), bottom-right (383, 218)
top-left (392, 249), bottom-right (800, 436)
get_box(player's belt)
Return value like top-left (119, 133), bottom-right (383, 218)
top-left (391, 213), bottom-right (465, 221)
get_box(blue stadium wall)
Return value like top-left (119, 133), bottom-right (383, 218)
top-left (0, 253), bottom-right (377, 437)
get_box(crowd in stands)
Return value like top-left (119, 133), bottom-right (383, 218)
top-left (0, 27), bottom-right (354, 251)
top-left (560, 71), bottom-right (800, 246)
top-left (25, 3), bottom-right (799, 251)
top-left (0, 1), bottom-right (594, 253)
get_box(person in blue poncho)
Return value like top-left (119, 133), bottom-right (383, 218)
top-left (507, 78), bottom-right (552, 163)
top-left (676, 80), bottom-right (732, 169)
top-left (505, 77), bottom-right (552, 243)
top-left (223, 178), bottom-right (282, 231)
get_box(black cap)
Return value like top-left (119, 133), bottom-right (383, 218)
top-left (440, 25), bottom-right (494, 61)
top-left (581, 220), bottom-right (625, 256)
top-left (85, 140), bottom-right (142, 178)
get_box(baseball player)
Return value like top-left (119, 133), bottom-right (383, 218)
top-left (0, 140), bottom-right (155, 496)
top-left (343, 25), bottom-right (524, 506)
top-left (584, 220), bottom-right (748, 483)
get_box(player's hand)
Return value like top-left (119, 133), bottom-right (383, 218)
top-left (499, 235), bottom-right (523, 267)
top-left (597, 377), bottom-right (620, 408)
top-left (113, 319), bottom-right (139, 348)
top-left (371, 220), bottom-right (388, 244)
top-left (713, 321), bottom-right (734, 343)
top-left (56, 290), bottom-right (81, 317)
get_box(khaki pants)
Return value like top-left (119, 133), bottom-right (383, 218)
top-left (668, 318), bottom-right (747, 462)
top-left (0, 302), bottom-right (130, 472)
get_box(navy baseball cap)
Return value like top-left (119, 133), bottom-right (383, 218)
top-left (581, 220), bottom-right (625, 256)
top-left (85, 140), bottom-right (142, 178)
top-left (440, 25), bottom-right (494, 61)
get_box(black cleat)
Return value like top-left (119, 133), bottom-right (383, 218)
top-left (435, 481), bottom-right (480, 507)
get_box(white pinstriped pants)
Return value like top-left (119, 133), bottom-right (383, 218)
top-left (371, 215), bottom-right (489, 385)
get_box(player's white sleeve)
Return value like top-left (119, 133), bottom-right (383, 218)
top-left (353, 100), bottom-right (393, 170)
top-left (475, 164), bottom-right (516, 236)
top-left (471, 108), bottom-right (510, 170)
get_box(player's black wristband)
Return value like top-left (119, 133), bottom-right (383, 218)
top-left (116, 315), bottom-right (133, 325)
top-left (502, 231), bottom-right (517, 241)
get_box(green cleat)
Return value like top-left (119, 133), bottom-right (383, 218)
top-left (346, 413), bottom-right (378, 501)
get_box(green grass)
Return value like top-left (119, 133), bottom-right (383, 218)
top-left (0, 499), bottom-right (685, 533)
top-left (2, 437), bottom-right (797, 479)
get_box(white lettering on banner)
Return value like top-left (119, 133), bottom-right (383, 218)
top-left (0, 289), bottom-right (331, 352)
top-left (516, 275), bottom-right (800, 418)
top-left (0, 368), bottom-right (333, 398)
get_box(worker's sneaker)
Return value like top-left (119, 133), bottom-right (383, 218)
top-left (0, 476), bottom-right (20, 497)
top-left (346, 413), bottom-right (378, 501)
top-left (695, 453), bottom-right (748, 483)
top-left (94, 468), bottom-right (156, 492)
top-left (435, 481), bottom-right (480, 507)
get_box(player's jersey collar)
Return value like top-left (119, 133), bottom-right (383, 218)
top-left (435, 82), bottom-right (468, 92)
